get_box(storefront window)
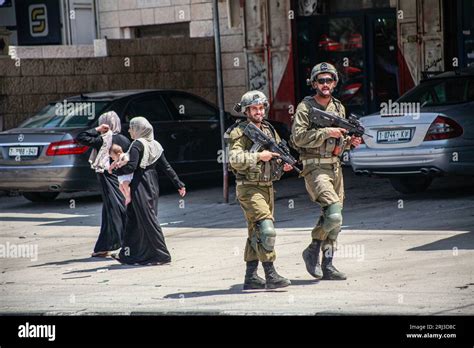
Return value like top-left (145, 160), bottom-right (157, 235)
top-left (461, 0), bottom-right (474, 67)
top-left (296, 15), bottom-right (366, 113)
top-left (321, 17), bottom-right (365, 108)
top-left (295, 6), bottom-right (398, 114)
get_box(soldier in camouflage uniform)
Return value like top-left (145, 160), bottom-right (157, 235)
top-left (290, 62), bottom-right (362, 280)
top-left (225, 91), bottom-right (293, 290)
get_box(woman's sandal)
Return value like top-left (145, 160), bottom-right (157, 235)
top-left (91, 251), bottom-right (110, 258)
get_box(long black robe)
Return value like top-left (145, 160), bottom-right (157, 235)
top-left (76, 129), bottom-right (131, 253)
top-left (114, 141), bottom-right (184, 265)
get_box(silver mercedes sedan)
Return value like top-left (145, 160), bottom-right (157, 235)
top-left (350, 69), bottom-right (474, 194)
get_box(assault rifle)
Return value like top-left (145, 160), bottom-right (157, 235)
top-left (309, 107), bottom-right (373, 138)
top-left (243, 122), bottom-right (301, 174)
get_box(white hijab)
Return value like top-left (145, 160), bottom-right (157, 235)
top-left (129, 117), bottom-right (163, 168)
top-left (89, 111), bottom-right (121, 173)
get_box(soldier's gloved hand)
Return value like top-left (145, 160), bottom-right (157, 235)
top-left (327, 127), bottom-right (347, 138)
top-left (283, 163), bottom-right (293, 172)
top-left (350, 135), bottom-right (362, 148)
top-left (259, 150), bottom-right (280, 162)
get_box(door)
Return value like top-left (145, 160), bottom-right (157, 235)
top-left (244, 0), bottom-right (295, 125)
top-left (67, 0), bottom-right (96, 44)
top-left (418, 0), bottom-right (444, 77)
top-left (397, 0), bottom-right (444, 89)
top-left (366, 11), bottom-right (400, 112)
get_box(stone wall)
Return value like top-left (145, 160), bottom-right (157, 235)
top-left (98, 0), bottom-right (247, 115)
top-left (0, 37), bottom-right (216, 130)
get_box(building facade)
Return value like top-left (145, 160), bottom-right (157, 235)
top-left (0, 0), bottom-right (473, 129)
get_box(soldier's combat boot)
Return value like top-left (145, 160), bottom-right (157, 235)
top-left (302, 239), bottom-right (323, 279)
top-left (243, 260), bottom-right (266, 290)
top-left (262, 262), bottom-right (291, 289)
top-left (321, 241), bottom-right (347, 280)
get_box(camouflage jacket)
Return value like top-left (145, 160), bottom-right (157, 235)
top-left (290, 95), bottom-right (352, 161)
top-left (226, 120), bottom-right (284, 182)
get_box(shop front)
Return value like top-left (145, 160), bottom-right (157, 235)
top-left (294, 0), bottom-right (399, 115)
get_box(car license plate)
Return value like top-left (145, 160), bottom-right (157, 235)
top-left (8, 147), bottom-right (39, 157)
top-left (377, 129), bottom-right (412, 143)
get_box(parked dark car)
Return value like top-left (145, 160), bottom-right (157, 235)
top-left (0, 90), bottom-right (290, 202)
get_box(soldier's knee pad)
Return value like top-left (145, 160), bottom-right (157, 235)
top-left (322, 203), bottom-right (342, 233)
top-left (327, 227), bottom-right (341, 241)
top-left (256, 219), bottom-right (276, 252)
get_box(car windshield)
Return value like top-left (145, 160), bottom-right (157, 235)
top-left (397, 76), bottom-right (474, 106)
top-left (19, 101), bottom-right (109, 128)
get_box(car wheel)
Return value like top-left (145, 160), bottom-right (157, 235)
top-left (22, 192), bottom-right (60, 202)
top-left (389, 176), bottom-right (433, 194)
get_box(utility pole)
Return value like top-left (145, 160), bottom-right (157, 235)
top-left (212, 0), bottom-right (229, 203)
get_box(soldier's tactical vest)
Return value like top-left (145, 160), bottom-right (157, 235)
top-left (224, 120), bottom-right (284, 182)
top-left (292, 96), bottom-right (345, 159)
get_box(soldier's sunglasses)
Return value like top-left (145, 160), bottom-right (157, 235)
top-left (316, 77), bottom-right (334, 85)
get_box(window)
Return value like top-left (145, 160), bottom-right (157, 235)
top-left (125, 95), bottom-right (172, 122)
top-left (9, 0), bottom-right (97, 46)
top-left (399, 77), bottom-right (474, 106)
top-left (135, 23), bottom-right (190, 38)
top-left (20, 101), bottom-right (108, 128)
top-left (418, 90), bottom-right (434, 105)
top-left (168, 94), bottom-right (217, 120)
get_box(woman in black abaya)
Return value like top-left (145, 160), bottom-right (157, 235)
top-left (113, 117), bottom-right (186, 265)
top-left (76, 111), bottom-right (130, 257)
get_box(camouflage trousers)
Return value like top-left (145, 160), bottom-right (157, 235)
top-left (303, 162), bottom-right (344, 241)
top-left (236, 182), bottom-right (276, 263)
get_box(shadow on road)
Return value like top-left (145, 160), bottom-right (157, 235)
top-left (0, 216), bottom-right (101, 227)
top-left (163, 284), bottom-right (290, 298)
top-left (290, 279), bottom-right (322, 285)
top-left (163, 279), bottom-right (319, 299)
top-left (29, 257), bottom-right (114, 268)
top-left (61, 263), bottom-right (159, 274)
top-left (34, 258), bottom-right (174, 274)
top-left (407, 231), bottom-right (474, 251)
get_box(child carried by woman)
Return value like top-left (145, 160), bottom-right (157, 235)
top-left (109, 144), bottom-right (133, 205)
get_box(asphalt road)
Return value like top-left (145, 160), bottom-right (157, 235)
top-left (1, 169), bottom-right (473, 315)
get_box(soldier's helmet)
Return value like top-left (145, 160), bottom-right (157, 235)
top-left (306, 62), bottom-right (339, 85)
top-left (233, 90), bottom-right (269, 114)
